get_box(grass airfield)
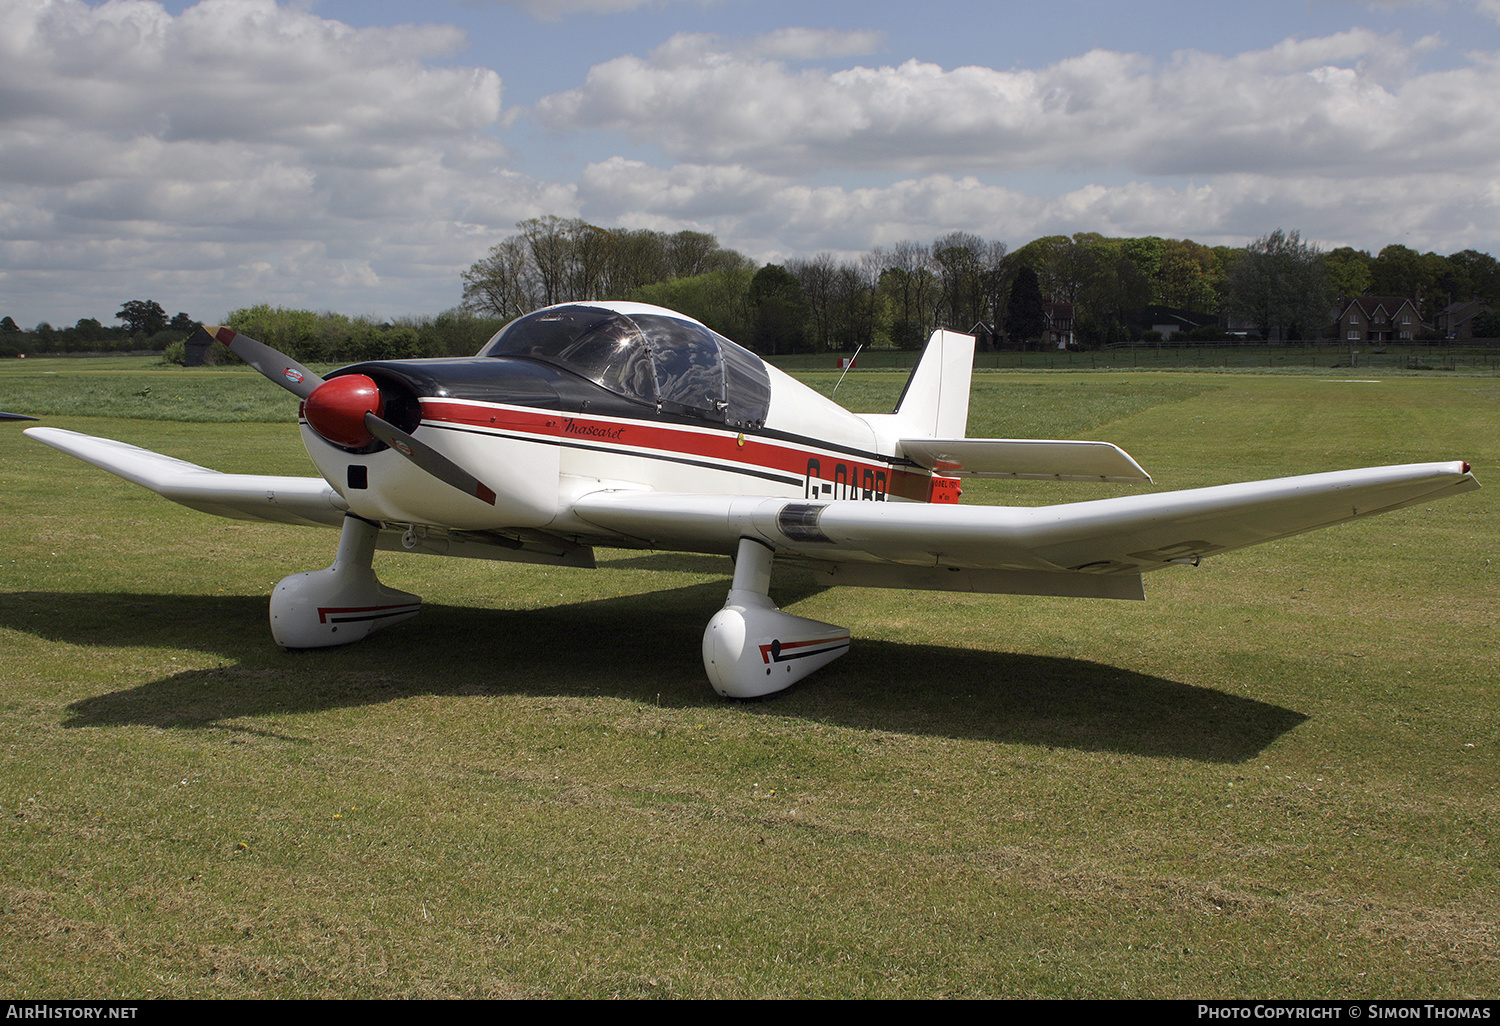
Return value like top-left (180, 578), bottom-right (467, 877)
top-left (1, 358), bottom-right (1496, 998)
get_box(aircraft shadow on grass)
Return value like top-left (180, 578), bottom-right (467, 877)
top-left (3, 581), bottom-right (1305, 763)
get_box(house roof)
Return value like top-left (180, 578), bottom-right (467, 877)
top-left (1131, 304), bottom-right (1220, 331)
top-left (1441, 299), bottom-right (1492, 321)
top-left (1340, 296), bottom-right (1422, 321)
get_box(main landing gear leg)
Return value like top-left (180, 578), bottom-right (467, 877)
top-left (702, 536), bottom-right (850, 698)
top-left (270, 515), bottom-right (421, 649)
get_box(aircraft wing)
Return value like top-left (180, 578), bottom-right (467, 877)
top-left (25, 427), bottom-right (349, 528)
top-left (571, 461), bottom-right (1478, 598)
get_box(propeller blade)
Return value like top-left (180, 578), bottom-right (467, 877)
top-left (196, 325), bottom-right (325, 400)
top-left (0, 411), bottom-right (39, 421)
top-left (362, 412), bottom-right (497, 506)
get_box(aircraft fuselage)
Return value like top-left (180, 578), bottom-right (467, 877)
top-left (299, 353), bottom-right (935, 541)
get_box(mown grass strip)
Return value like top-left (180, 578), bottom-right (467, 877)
top-left (0, 366), bottom-right (1494, 998)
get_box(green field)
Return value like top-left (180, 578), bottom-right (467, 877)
top-left (1, 359), bottom-right (1496, 998)
top-left (773, 340), bottom-right (1500, 376)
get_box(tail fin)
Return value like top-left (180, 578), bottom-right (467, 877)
top-left (889, 328), bottom-right (976, 439)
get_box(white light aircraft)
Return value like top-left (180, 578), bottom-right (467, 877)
top-left (25, 302), bottom-right (1479, 697)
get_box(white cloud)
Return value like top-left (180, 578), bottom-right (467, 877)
top-left (743, 28), bottom-right (885, 60)
top-left (475, 0), bottom-right (723, 20)
top-left (0, 0), bottom-right (498, 149)
top-left (575, 156), bottom-right (1500, 264)
top-left (1466, 0), bottom-right (1500, 22)
top-left (0, 0), bottom-right (566, 323)
top-left (537, 27), bottom-right (1500, 179)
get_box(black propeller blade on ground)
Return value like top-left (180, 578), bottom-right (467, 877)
top-left (362, 411), bottom-right (497, 506)
top-left (0, 412), bottom-right (39, 421)
top-left (194, 325), bottom-right (325, 400)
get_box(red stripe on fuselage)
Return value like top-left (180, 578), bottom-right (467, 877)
top-left (417, 398), bottom-right (932, 501)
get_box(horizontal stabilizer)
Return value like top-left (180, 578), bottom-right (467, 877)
top-left (900, 438), bottom-right (1152, 482)
top-left (25, 427), bottom-right (348, 528)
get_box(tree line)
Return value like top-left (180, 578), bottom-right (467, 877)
top-left (6, 221), bottom-right (1499, 361)
top-left (0, 298), bottom-right (510, 365)
top-left (0, 300), bottom-right (199, 357)
top-left (461, 219), bottom-right (1500, 350)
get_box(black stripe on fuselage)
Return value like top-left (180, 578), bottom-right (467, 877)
top-left (418, 399), bottom-right (918, 480)
top-left (420, 421), bottom-right (806, 488)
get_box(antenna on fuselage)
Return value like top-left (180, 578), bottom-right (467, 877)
top-left (830, 344), bottom-right (863, 400)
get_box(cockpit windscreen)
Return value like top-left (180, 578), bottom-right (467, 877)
top-left (480, 305), bottom-right (770, 428)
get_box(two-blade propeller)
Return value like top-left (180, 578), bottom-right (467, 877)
top-left (195, 324), bottom-right (496, 506)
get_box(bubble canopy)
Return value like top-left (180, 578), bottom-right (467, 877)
top-left (479, 303), bottom-right (771, 429)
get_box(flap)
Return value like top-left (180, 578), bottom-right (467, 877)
top-left (900, 437), bottom-right (1152, 482)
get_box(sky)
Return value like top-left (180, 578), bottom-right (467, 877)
top-left (4, 0), bottom-right (1500, 327)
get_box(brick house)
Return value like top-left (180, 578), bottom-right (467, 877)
top-left (1436, 299), bottom-right (1494, 340)
top-left (1335, 297), bottom-right (1425, 342)
top-left (1043, 301), bottom-right (1074, 349)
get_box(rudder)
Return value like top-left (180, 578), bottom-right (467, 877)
top-left (889, 329), bottom-right (976, 439)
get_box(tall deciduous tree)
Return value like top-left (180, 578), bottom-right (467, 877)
top-left (1051, 237), bottom-right (1099, 304)
top-left (116, 299), bottom-right (167, 337)
top-left (747, 264), bottom-right (809, 354)
top-left (462, 219), bottom-right (747, 320)
top-left (828, 259), bottom-right (879, 350)
top-left (1077, 241), bottom-right (1151, 342)
top-left (1157, 239), bottom-right (1220, 311)
top-left (1009, 235), bottom-right (1071, 299)
top-left (1323, 247), bottom-right (1373, 299)
top-left (932, 231), bottom-right (987, 330)
top-left (1447, 250), bottom-right (1500, 305)
top-left (1227, 229), bottom-right (1334, 341)
top-left (789, 253), bottom-right (839, 351)
top-left (1120, 236), bottom-right (1167, 302)
top-left (666, 231), bottom-right (733, 278)
top-left (462, 237), bottom-right (538, 320)
top-left (1368, 244), bottom-right (1428, 300)
top-left (877, 240), bottom-right (939, 349)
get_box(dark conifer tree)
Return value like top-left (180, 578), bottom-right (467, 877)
top-left (1004, 266), bottom-right (1047, 349)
